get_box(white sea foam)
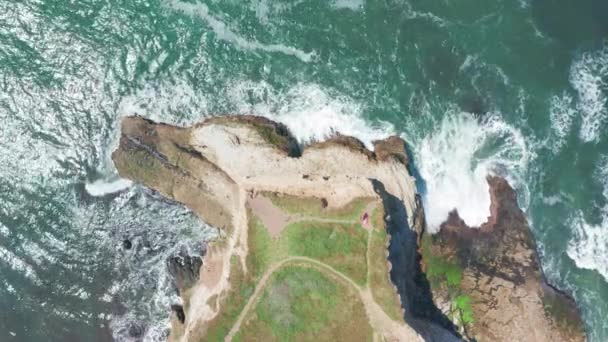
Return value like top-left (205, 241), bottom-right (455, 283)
top-left (227, 80), bottom-right (394, 148)
top-left (568, 214), bottom-right (608, 281)
top-left (549, 92), bottom-right (576, 151)
top-left (164, 0), bottom-right (315, 62)
top-left (541, 194), bottom-right (562, 206)
top-left (99, 189), bottom-right (217, 342)
top-left (0, 223), bottom-right (9, 237)
top-left (0, 246), bottom-right (41, 285)
top-left (567, 157), bottom-right (608, 281)
top-left (85, 178), bottom-right (133, 197)
top-left (570, 45), bottom-right (608, 143)
top-left (333, 0), bottom-right (365, 10)
top-left (118, 79), bottom-right (211, 125)
top-left (417, 112), bottom-right (530, 231)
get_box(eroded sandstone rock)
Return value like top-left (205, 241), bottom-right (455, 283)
top-left (418, 176), bottom-right (586, 341)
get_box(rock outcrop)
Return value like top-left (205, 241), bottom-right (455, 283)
top-left (167, 249), bottom-right (204, 293)
top-left (418, 176), bottom-right (586, 341)
top-left (112, 115), bottom-right (586, 342)
top-left (112, 115), bottom-right (424, 341)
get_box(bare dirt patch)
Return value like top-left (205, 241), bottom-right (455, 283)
top-left (246, 194), bottom-right (290, 237)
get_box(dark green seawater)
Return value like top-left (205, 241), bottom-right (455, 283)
top-left (1, 0), bottom-right (607, 340)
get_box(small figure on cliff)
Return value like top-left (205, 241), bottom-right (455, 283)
top-left (361, 212), bottom-right (370, 226)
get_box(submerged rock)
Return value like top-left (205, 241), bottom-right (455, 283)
top-left (122, 239), bottom-right (132, 250)
top-left (418, 176), bottom-right (586, 341)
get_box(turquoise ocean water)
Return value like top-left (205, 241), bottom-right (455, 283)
top-left (1, 0), bottom-right (607, 340)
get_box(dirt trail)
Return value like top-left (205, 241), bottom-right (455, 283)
top-left (225, 255), bottom-right (422, 342)
top-left (247, 193), bottom-right (375, 235)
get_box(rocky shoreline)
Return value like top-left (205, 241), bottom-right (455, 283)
top-left (416, 176), bottom-right (586, 341)
top-left (112, 115), bottom-right (586, 341)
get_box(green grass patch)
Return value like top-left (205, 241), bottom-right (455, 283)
top-left (420, 235), bottom-right (463, 288)
top-left (203, 211), bottom-right (285, 340)
top-left (369, 228), bottom-right (403, 321)
top-left (264, 192), bottom-right (372, 221)
top-left (420, 234), bottom-right (474, 326)
top-left (370, 206), bottom-right (385, 231)
top-left (284, 221), bottom-right (368, 286)
top-left (453, 295), bottom-right (474, 324)
top-left (247, 209), bottom-right (288, 279)
top-left (234, 265), bottom-right (373, 342)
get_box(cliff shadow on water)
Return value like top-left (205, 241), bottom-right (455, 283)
top-left (370, 139), bottom-right (462, 341)
top-left (370, 179), bottom-right (462, 342)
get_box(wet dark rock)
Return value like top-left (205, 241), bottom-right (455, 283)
top-left (458, 93), bottom-right (487, 117)
top-left (171, 304), bottom-right (186, 324)
top-left (373, 136), bottom-right (409, 166)
top-left (167, 249), bottom-right (204, 292)
top-left (128, 322), bottom-right (145, 338)
top-left (122, 239), bottom-right (132, 250)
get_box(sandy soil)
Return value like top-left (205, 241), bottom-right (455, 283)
top-left (246, 194), bottom-right (290, 237)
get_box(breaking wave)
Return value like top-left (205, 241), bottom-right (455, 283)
top-left (417, 112), bottom-right (530, 231)
top-left (333, 0), bottom-right (365, 10)
top-left (85, 178), bottom-right (133, 197)
top-left (549, 92), bottom-right (577, 152)
top-left (227, 80), bottom-right (395, 148)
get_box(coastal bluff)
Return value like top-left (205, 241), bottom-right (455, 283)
top-left (112, 115), bottom-right (586, 341)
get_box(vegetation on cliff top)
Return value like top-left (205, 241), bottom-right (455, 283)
top-left (233, 265), bottom-right (373, 341)
top-left (264, 192), bottom-right (371, 222)
top-left (202, 195), bottom-right (406, 340)
top-left (285, 221), bottom-right (368, 286)
top-left (369, 216), bottom-right (403, 321)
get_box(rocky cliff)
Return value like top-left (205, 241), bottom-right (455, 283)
top-left (418, 176), bottom-right (586, 341)
top-left (112, 115), bottom-right (586, 342)
top-left (112, 115), bottom-right (425, 341)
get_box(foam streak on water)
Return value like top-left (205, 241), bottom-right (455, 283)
top-left (164, 0), bottom-right (315, 62)
top-left (549, 92), bottom-right (577, 152)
